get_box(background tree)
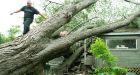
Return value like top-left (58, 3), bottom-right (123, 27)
top-left (7, 25), bottom-right (21, 41)
top-left (0, 25), bottom-right (21, 44)
top-left (0, 33), bottom-right (6, 44)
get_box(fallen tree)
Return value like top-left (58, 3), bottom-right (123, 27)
top-left (0, 0), bottom-right (140, 75)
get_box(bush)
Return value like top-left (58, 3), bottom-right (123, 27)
top-left (89, 37), bottom-right (127, 75)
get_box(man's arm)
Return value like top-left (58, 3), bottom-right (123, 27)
top-left (34, 8), bottom-right (46, 19)
top-left (10, 10), bottom-right (21, 15)
top-left (39, 13), bottom-right (46, 19)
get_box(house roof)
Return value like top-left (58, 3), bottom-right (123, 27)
top-left (103, 27), bottom-right (140, 36)
top-left (104, 32), bottom-right (140, 36)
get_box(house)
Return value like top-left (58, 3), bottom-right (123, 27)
top-left (101, 28), bottom-right (140, 74)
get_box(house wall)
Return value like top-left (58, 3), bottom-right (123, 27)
top-left (103, 35), bottom-right (140, 67)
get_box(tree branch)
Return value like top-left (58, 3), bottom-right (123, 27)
top-left (33, 10), bottom-right (140, 65)
top-left (124, 0), bottom-right (140, 5)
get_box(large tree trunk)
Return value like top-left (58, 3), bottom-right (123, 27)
top-left (54, 46), bottom-right (84, 74)
top-left (0, 0), bottom-right (140, 75)
top-left (0, 0), bottom-right (98, 75)
top-left (54, 40), bottom-right (91, 74)
top-left (25, 63), bottom-right (45, 75)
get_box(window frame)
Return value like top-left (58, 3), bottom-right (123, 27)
top-left (105, 37), bottom-right (138, 51)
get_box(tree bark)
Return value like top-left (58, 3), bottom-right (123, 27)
top-left (0, 0), bottom-right (98, 75)
top-left (25, 63), bottom-right (45, 75)
top-left (54, 46), bottom-right (84, 74)
top-left (54, 39), bottom-right (92, 74)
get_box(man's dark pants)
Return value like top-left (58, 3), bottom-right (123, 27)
top-left (23, 18), bottom-right (33, 34)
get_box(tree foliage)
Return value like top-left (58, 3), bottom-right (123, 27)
top-left (89, 38), bottom-right (127, 75)
top-left (89, 38), bottom-right (116, 66)
top-left (41, 0), bottom-right (140, 32)
top-left (129, 17), bottom-right (140, 28)
top-left (0, 33), bottom-right (7, 44)
top-left (7, 25), bottom-right (21, 41)
top-left (0, 25), bottom-right (20, 44)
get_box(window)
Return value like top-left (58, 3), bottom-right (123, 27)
top-left (106, 39), bottom-right (137, 50)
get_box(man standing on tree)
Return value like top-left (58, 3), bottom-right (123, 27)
top-left (10, 0), bottom-right (45, 35)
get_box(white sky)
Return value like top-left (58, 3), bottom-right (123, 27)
top-left (0, 0), bottom-right (63, 34)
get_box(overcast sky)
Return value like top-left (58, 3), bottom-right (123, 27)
top-left (0, 0), bottom-right (63, 34)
